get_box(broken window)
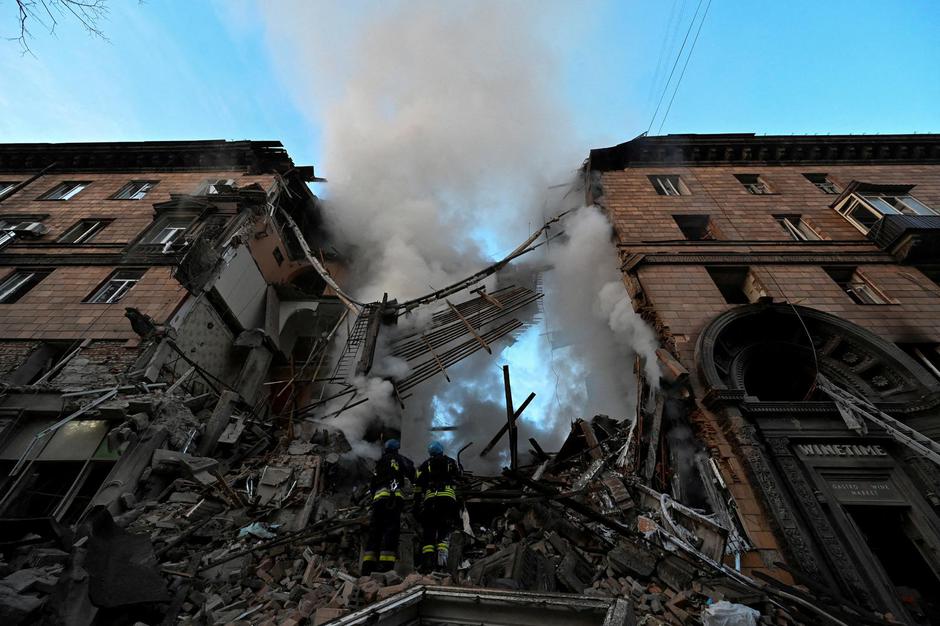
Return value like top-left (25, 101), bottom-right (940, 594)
top-left (734, 173), bottom-right (772, 195)
top-left (4, 341), bottom-right (73, 385)
top-left (803, 173), bottom-right (840, 194)
top-left (706, 267), bottom-right (766, 304)
top-left (834, 187), bottom-right (937, 234)
top-left (141, 216), bottom-right (193, 252)
top-left (0, 418), bottom-right (117, 523)
top-left (0, 181), bottom-right (18, 198)
top-left (85, 269), bottom-right (145, 304)
top-left (58, 219), bottom-right (111, 244)
top-left (0, 269), bottom-right (51, 304)
top-left (897, 343), bottom-right (940, 381)
top-left (0, 217), bottom-right (48, 249)
top-left (38, 181), bottom-right (90, 201)
top-left (196, 178), bottom-right (236, 195)
top-left (674, 215), bottom-right (719, 240)
top-left (775, 214), bottom-right (821, 241)
top-left (649, 175), bottom-right (689, 196)
top-left (823, 266), bottom-right (891, 304)
top-left (112, 180), bottom-right (158, 200)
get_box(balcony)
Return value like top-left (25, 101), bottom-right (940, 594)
top-left (867, 214), bottom-right (940, 263)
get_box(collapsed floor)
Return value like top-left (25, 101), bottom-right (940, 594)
top-left (0, 381), bottom-right (907, 625)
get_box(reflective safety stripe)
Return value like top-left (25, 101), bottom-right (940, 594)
top-left (379, 554), bottom-right (397, 562)
top-left (422, 545), bottom-right (436, 554)
top-left (362, 552), bottom-right (377, 562)
top-left (436, 542), bottom-right (448, 550)
top-left (423, 486), bottom-right (456, 501)
top-left (373, 489), bottom-right (404, 501)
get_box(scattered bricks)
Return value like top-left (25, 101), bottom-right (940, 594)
top-left (256, 568), bottom-right (274, 584)
top-left (357, 578), bottom-right (381, 603)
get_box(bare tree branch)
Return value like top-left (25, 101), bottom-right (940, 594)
top-left (11, 0), bottom-right (110, 54)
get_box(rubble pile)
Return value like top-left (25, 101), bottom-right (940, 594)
top-left (0, 380), bottom-right (898, 626)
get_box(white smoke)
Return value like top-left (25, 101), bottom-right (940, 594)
top-left (258, 0), bottom-right (580, 300)
top-left (256, 2), bottom-right (660, 458)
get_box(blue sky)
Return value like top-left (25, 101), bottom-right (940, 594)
top-left (2, 1), bottom-right (938, 174)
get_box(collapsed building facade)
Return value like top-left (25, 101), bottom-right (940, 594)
top-left (0, 134), bottom-right (939, 626)
top-left (589, 132), bottom-right (940, 624)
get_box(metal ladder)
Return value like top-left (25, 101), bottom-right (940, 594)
top-left (817, 376), bottom-right (940, 467)
top-left (329, 304), bottom-right (375, 384)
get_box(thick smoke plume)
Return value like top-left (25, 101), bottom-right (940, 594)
top-left (258, 2), bottom-right (660, 457)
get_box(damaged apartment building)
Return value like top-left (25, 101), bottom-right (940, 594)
top-left (588, 132), bottom-right (940, 624)
top-left (0, 140), bottom-right (342, 539)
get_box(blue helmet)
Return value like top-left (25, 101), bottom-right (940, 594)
top-left (385, 438), bottom-right (400, 451)
top-left (428, 440), bottom-right (444, 456)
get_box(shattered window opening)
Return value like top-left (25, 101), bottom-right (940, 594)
top-left (823, 266), bottom-right (891, 305)
top-left (38, 181), bottom-right (90, 201)
top-left (58, 219), bottom-right (111, 244)
top-left (112, 180), bottom-right (158, 200)
top-left (85, 268), bottom-right (145, 304)
top-left (0, 269), bottom-right (51, 303)
top-left (733, 173), bottom-right (772, 195)
top-left (803, 173), bottom-right (841, 194)
top-left (649, 174), bottom-right (689, 196)
top-left (774, 214), bottom-right (821, 241)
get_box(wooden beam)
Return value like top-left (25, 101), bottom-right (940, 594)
top-left (642, 394), bottom-right (665, 482)
top-left (504, 365), bottom-right (517, 471)
top-left (479, 391), bottom-right (536, 457)
top-left (446, 299), bottom-right (491, 354)
top-left (471, 286), bottom-right (504, 309)
top-left (421, 335), bottom-right (451, 382)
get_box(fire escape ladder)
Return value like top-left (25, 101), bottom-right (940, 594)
top-left (330, 304), bottom-right (376, 384)
top-left (817, 376), bottom-right (940, 467)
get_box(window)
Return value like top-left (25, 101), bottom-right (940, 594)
top-left (85, 269), bottom-right (145, 304)
top-left (835, 191), bottom-right (937, 234)
top-left (144, 217), bottom-right (191, 249)
top-left (0, 182), bottom-right (18, 198)
top-left (775, 215), bottom-right (821, 241)
top-left (823, 266), bottom-right (890, 305)
top-left (196, 179), bottom-right (235, 195)
top-left (649, 175), bottom-right (689, 196)
top-left (803, 173), bottom-right (840, 194)
top-left (112, 180), bottom-right (158, 200)
top-left (674, 215), bottom-right (719, 241)
top-left (897, 343), bottom-right (940, 381)
top-left (58, 219), bottom-right (110, 244)
top-left (39, 181), bottom-right (89, 201)
top-left (0, 269), bottom-right (51, 304)
top-left (0, 217), bottom-right (48, 249)
top-left (706, 267), bottom-right (766, 304)
top-left (734, 174), bottom-right (772, 195)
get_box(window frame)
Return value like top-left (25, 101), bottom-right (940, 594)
top-left (673, 214), bottom-right (719, 241)
top-left (111, 180), bottom-right (159, 201)
top-left (0, 269), bottom-right (51, 304)
top-left (195, 178), bottom-right (236, 195)
top-left (57, 219), bottom-right (111, 244)
top-left (84, 269), bottom-right (146, 304)
top-left (0, 182), bottom-right (19, 198)
top-left (803, 173), bottom-right (841, 195)
top-left (774, 214), bottom-right (821, 241)
top-left (734, 173), bottom-right (773, 195)
top-left (37, 181), bottom-right (91, 201)
top-left (649, 174), bottom-right (689, 196)
top-left (835, 192), bottom-right (937, 235)
top-left (822, 266), bottom-right (893, 305)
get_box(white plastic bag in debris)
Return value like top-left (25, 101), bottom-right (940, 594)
top-left (701, 600), bottom-right (760, 626)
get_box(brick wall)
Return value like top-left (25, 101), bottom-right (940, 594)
top-left (0, 170), bottom-right (276, 250)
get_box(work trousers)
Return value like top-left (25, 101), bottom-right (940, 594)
top-left (362, 497), bottom-right (403, 574)
top-left (420, 496), bottom-right (458, 570)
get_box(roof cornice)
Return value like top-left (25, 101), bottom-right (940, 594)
top-left (589, 132), bottom-right (940, 171)
top-left (0, 139), bottom-right (314, 177)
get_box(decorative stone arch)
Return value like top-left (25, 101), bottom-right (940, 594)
top-left (696, 303), bottom-right (940, 409)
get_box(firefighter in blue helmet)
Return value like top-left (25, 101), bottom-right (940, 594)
top-left (362, 439), bottom-right (415, 574)
top-left (415, 440), bottom-right (461, 573)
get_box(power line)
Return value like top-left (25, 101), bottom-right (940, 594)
top-left (646, 0), bottom-right (704, 135)
top-left (646, 0), bottom-right (682, 106)
top-left (656, 0), bottom-right (712, 135)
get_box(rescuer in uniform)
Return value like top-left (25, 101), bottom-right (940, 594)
top-left (362, 438), bottom-right (415, 574)
top-left (415, 440), bottom-right (461, 573)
